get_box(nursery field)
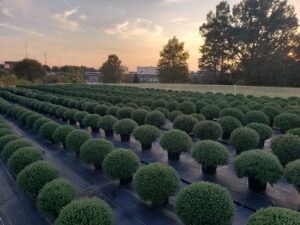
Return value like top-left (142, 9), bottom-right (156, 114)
top-left (0, 84), bottom-right (299, 225)
top-left (111, 83), bottom-right (300, 98)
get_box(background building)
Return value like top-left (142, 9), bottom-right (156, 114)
top-left (136, 66), bottom-right (158, 83)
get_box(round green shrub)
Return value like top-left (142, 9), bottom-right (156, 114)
top-left (39, 122), bottom-right (60, 142)
top-left (244, 110), bottom-right (270, 125)
top-left (287, 128), bottom-right (300, 137)
top-left (26, 113), bottom-right (42, 129)
top-left (95, 105), bottom-right (108, 116)
top-left (174, 115), bottom-right (198, 134)
top-left (54, 198), bottom-right (113, 225)
top-left (0, 123), bottom-right (9, 129)
top-left (131, 109), bottom-right (148, 125)
top-left (16, 160), bottom-right (59, 196)
top-left (270, 134), bottom-right (300, 165)
top-left (220, 108), bottom-right (244, 122)
top-left (55, 107), bottom-right (68, 119)
top-left (79, 139), bottom-right (114, 169)
top-left (144, 110), bottom-right (165, 128)
top-left (83, 114), bottom-right (102, 132)
top-left (66, 130), bottom-right (92, 156)
top-left (166, 101), bottom-right (179, 111)
top-left (155, 107), bottom-right (169, 118)
top-left (176, 101), bottom-right (196, 115)
top-left (246, 123), bottom-right (273, 147)
top-left (176, 182), bottom-right (234, 225)
top-left (74, 111), bottom-right (89, 128)
top-left (218, 116), bottom-right (242, 139)
top-left (98, 115), bottom-right (117, 136)
top-left (0, 134), bottom-right (18, 151)
top-left (200, 104), bottom-right (221, 120)
top-left (52, 125), bottom-right (75, 147)
top-left (33, 118), bottom-right (51, 133)
top-left (63, 109), bottom-right (78, 124)
top-left (195, 100), bottom-right (207, 113)
top-left (160, 129), bottom-right (192, 159)
top-left (113, 119), bottom-right (137, 142)
top-left (0, 128), bottom-right (13, 137)
top-left (168, 110), bottom-right (183, 122)
top-left (107, 106), bottom-right (119, 117)
top-left (133, 125), bottom-right (160, 150)
top-left (234, 150), bottom-right (283, 191)
top-left (193, 120), bottom-right (223, 141)
top-left (116, 107), bottom-right (134, 119)
top-left (246, 207), bottom-right (300, 225)
top-left (262, 106), bottom-right (280, 124)
top-left (102, 149), bottom-right (139, 183)
top-left (8, 147), bottom-right (43, 175)
top-left (133, 163), bottom-right (180, 205)
top-left (18, 111), bottom-right (33, 127)
top-left (229, 127), bottom-right (260, 154)
top-left (192, 140), bottom-right (229, 174)
top-left (37, 178), bottom-right (76, 218)
top-left (273, 113), bottom-right (300, 132)
top-left (84, 102), bottom-right (97, 113)
top-left (2, 139), bottom-right (32, 162)
top-left (151, 99), bottom-right (167, 109)
top-left (191, 113), bottom-right (206, 121)
top-left (285, 159), bottom-right (300, 193)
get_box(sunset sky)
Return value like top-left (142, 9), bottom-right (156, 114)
top-left (1, 0), bottom-right (299, 71)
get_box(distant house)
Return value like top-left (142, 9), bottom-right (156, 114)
top-left (136, 66), bottom-right (158, 83)
top-left (191, 69), bottom-right (209, 83)
top-left (4, 61), bottom-right (17, 70)
top-left (84, 71), bottom-right (102, 83)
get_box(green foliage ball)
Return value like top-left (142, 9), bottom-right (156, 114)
top-left (160, 129), bottom-right (192, 153)
top-left (8, 147), bottom-right (43, 175)
top-left (233, 150), bottom-right (283, 185)
top-left (39, 122), bottom-right (60, 142)
top-left (52, 125), bottom-right (75, 146)
top-left (192, 140), bottom-right (229, 168)
top-left (174, 115), bottom-right (198, 134)
top-left (229, 127), bottom-right (260, 154)
top-left (37, 178), bottom-right (76, 218)
top-left (175, 182), bottom-right (234, 225)
top-left (134, 163), bottom-right (180, 205)
top-left (79, 139), bottom-right (114, 169)
top-left (0, 134), bottom-right (18, 151)
top-left (285, 159), bottom-right (300, 193)
top-left (176, 101), bottom-right (196, 115)
top-left (193, 120), bottom-right (223, 140)
top-left (244, 110), bottom-right (270, 125)
top-left (133, 125), bottom-right (160, 148)
top-left (66, 130), bottom-right (92, 155)
top-left (274, 113), bottom-right (300, 132)
top-left (131, 109), bottom-right (148, 125)
top-left (246, 207), bottom-right (300, 225)
top-left (16, 160), bottom-right (59, 195)
top-left (144, 110), bottom-right (166, 128)
top-left (270, 134), bottom-right (300, 165)
top-left (54, 198), bottom-right (113, 225)
top-left (200, 104), bottom-right (221, 120)
top-left (102, 149), bottom-right (139, 181)
top-left (218, 116), bottom-right (242, 139)
top-left (2, 138), bottom-right (32, 162)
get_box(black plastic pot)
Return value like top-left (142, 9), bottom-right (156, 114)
top-left (202, 165), bottom-right (217, 175)
top-left (248, 176), bottom-right (267, 192)
top-left (168, 152), bottom-right (180, 160)
top-left (258, 139), bottom-right (265, 148)
top-left (141, 143), bottom-right (152, 150)
top-left (91, 127), bottom-right (99, 133)
top-left (222, 133), bottom-right (231, 140)
top-left (69, 119), bottom-right (76, 125)
top-left (120, 176), bottom-right (132, 185)
top-left (79, 124), bottom-right (85, 129)
top-left (104, 129), bottom-right (114, 137)
top-left (120, 134), bottom-right (130, 142)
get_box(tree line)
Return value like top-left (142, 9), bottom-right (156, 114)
top-left (3, 0), bottom-right (299, 87)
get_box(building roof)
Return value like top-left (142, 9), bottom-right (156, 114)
top-left (137, 66), bottom-right (157, 75)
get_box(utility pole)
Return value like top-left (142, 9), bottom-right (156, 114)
top-left (25, 41), bottom-right (28, 58)
top-left (44, 52), bottom-right (47, 65)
